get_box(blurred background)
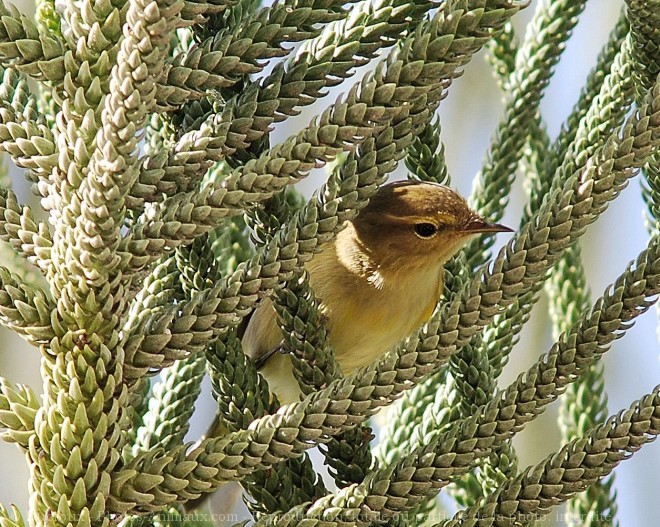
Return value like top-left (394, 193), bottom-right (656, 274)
top-left (2, 0), bottom-right (659, 524)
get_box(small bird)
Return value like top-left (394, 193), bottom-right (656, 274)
top-left (242, 180), bottom-right (512, 404)
top-left (187, 180), bottom-right (512, 512)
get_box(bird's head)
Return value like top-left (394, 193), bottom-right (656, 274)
top-left (346, 181), bottom-right (512, 275)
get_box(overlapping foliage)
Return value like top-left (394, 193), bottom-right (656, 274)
top-left (0, 0), bottom-right (658, 525)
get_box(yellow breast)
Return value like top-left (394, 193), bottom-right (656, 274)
top-left (307, 248), bottom-right (443, 373)
top-left (242, 235), bottom-right (445, 404)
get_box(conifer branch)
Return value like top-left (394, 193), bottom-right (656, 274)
top-left (0, 504), bottom-right (26, 527)
top-left (157, 0), bottom-right (348, 106)
top-left (467, 0), bottom-right (587, 268)
top-left (633, 0), bottom-right (660, 236)
top-left (0, 267), bottom-right (54, 345)
top-left (0, 67), bottom-right (57, 180)
top-left (0, 2), bottom-right (65, 81)
top-left (132, 0), bottom-right (434, 211)
top-left (0, 186), bottom-right (51, 272)
top-left (476, 10), bottom-right (634, 386)
top-left (438, 387), bottom-right (660, 527)
top-left (0, 377), bottom-right (39, 448)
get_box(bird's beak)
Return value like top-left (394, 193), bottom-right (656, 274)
top-left (461, 218), bottom-right (514, 234)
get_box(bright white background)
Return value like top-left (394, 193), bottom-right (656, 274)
top-left (1, 0), bottom-right (659, 525)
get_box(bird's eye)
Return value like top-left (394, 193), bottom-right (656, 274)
top-left (414, 222), bottom-right (438, 238)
